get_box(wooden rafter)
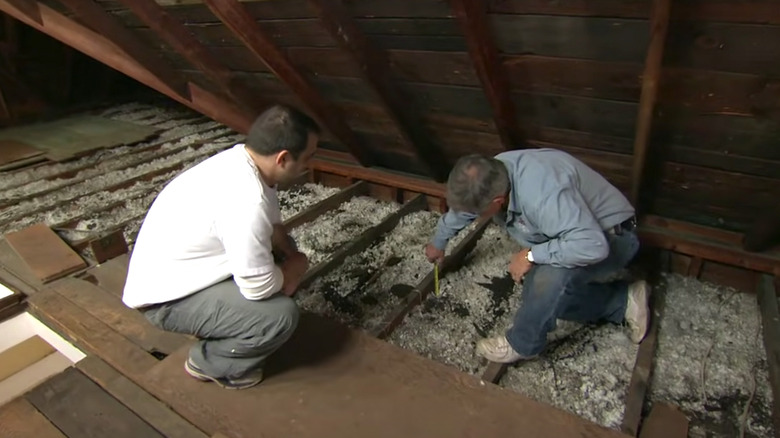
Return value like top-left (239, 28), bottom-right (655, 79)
top-left (54, 0), bottom-right (190, 99)
top-left (307, 0), bottom-right (449, 182)
top-left (629, 0), bottom-right (672, 207)
top-left (114, 0), bottom-right (263, 115)
top-left (0, 0), bottom-right (253, 133)
top-left (203, 0), bottom-right (374, 167)
top-left (448, 0), bottom-right (523, 150)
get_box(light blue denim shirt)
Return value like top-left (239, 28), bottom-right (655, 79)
top-left (431, 149), bottom-right (635, 268)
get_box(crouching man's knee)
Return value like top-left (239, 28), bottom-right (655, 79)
top-left (274, 295), bottom-right (300, 337)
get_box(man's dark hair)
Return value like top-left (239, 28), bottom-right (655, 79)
top-left (446, 154), bottom-right (509, 213)
top-left (245, 105), bottom-right (321, 159)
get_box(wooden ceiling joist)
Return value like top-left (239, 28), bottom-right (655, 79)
top-left (114, 0), bottom-right (263, 115)
top-left (307, 0), bottom-right (449, 182)
top-left (629, 0), bottom-right (672, 208)
top-left (203, 0), bottom-right (374, 167)
top-left (54, 0), bottom-right (190, 100)
top-left (0, 0), bottom-right (253, 134)
top-left (448, 0), bottom-right (523, 150)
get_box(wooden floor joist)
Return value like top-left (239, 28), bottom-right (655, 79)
top-left (283, 180), bottom-right (368, 230)
top-left (298, 194), bottom-right (428, 290)
top-left (372, 215), bottom-right (491, 339)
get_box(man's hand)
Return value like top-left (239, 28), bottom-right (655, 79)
top-left (272, 224), bottom-right (298, 260)
top-left (280, 252), bottom-right (308, 296)
top-left (509, 248), bottom-right (533, 283)
top-left (424, 243), bottom-right (445, 264)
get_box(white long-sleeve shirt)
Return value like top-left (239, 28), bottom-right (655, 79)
top-left (122, 144), bottom-right (284, 308)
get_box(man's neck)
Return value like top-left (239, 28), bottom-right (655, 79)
top-left (245, 146), bottom-right (277, 187)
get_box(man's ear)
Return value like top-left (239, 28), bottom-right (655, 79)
top-left (275, 150), bottom-right (290, 167)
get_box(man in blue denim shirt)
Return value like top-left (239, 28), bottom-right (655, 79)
top-left (424, 150), bottom-right (650, 363)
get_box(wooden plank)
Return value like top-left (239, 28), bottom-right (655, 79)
top-left (372, 215), bottom-right (490, 339)
top-left (80, 253), bottom-right (129, 298)
top-left (51, 277), bottom-right (187, 356)
top-left (140, 313), bottom-right (627, 438)
top-left (638, 402), bottom-right (689, 438)
top-left (27, 288), bottom-right (159, 380)
top-left (26, 367), bottom-right (165, 438)
top-left (686, 257), bottom-right (703, 278)
top-left (309, 0), bottom-right (448, 181)
top-left (757, 274), bottom-right (780, 438)
top-left (283, 180), bottom-right (369, 230)
top-left (0, 398), bottom-right (66, 438)
top-left (298, 194), bottom-right (428, 290)
top-left (203, 0), bottom-right (373, 166)
top-left (56, 0), bottom-right (190, 99)
top-left (0, 335), bottom-right (55, 381)
top-left (630, 0), bottom-right (671, 207)
top-left (621, 274), bottom-right (665, 436)
top-left (4, 223), bottom-right (87, 283)
top-left (449, 0), bottom-right (523, 149)
top-left (0, 0), bottom-right (254, 135)
top-left (488, 0), bottom-right (780, 24)
top-left (0, 239), bottom-right (44, 296)
top-left (88, 230), bottom-right (128, 264)
top-left (0, 139), bottom-right (43, 166)
top-left (76, 356), bottom-right (208, 438)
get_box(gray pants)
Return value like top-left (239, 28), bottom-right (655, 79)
top-left (142, 279), bottom-right (299, 379)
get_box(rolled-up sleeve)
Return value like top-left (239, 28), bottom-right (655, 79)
top-left (527, 187), bottom-right (609, 268)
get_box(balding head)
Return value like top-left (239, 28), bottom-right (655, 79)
top-left (446, 154), bottom-right (509, 214)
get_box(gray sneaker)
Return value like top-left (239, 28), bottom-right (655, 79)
top-left (184, 358), bottom-right (263, 390)
top-left (625, 280), bottom-right (650, 343)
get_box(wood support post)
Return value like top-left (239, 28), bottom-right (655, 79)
top-left (448, 0), bottom-right (523, 150)
top-left (757, 275), bottom-right (780, 438)
top-left (629, 0), bottom-right (672, 208)
top-left (203, 0), bottom-right (373, 166)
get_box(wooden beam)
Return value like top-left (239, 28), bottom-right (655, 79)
top-left (115, 0), bottom-right (263, 114)
top-left (629, 0), bottom-right (672, 207)
top-left (307, 0), bottom-right (448, 181)
top-left (0, 0), bottom-right (253, 134)
top-left (481, 361), bottom-right (508, 385)
top-left (372, 215), bottom-right (491, 339)
top-left (757, 274), bottom-right (780, 438)
top-left (203, 0), bottom-right (374, 167)
top-left (298, 194), bottom-right (427, 290)
top-left (448, 0), bottom-right (523, 150)
top-left (311, 154), bottom-right (446, 198)
top-left (638, 403), bottom-right (689, 438)
top-left (54, 0), bottom-right (190, 99)
top-left (283, 180), bottom-right (368, 230)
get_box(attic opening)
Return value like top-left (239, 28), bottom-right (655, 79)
top-left (0, 1), bottom-right (778, 438)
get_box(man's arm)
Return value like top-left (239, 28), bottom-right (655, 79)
top-left (525, 187), bottom-right (609, 268)
top-left (430, 209), bottom-right (478, 250)
top-left (271, 223), bottom-right (299, 259)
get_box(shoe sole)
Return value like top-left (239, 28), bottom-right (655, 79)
top-left (184, 360), bottom-right (263, 390)
top-left (630, 282), bottom-right (650, 343)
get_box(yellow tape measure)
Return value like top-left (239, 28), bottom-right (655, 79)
top-left (434, 262), bottom-right (440, 297)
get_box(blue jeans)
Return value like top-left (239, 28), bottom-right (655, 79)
top-left (505, 230), bottom-right (640, 357)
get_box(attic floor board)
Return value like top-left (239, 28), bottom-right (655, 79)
top-left (139, 313), bottom-right (626, 438)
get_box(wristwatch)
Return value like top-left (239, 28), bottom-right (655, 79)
top-left (526, 250), bottom-right (534, 263)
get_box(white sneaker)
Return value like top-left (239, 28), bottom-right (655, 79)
top-left (475, 336), bottom-right (530, 363)
top-left (625, 280), bottom-right (650, 343)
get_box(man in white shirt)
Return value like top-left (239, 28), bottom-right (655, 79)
top-left (123, 105), bottom-right (317, 389)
